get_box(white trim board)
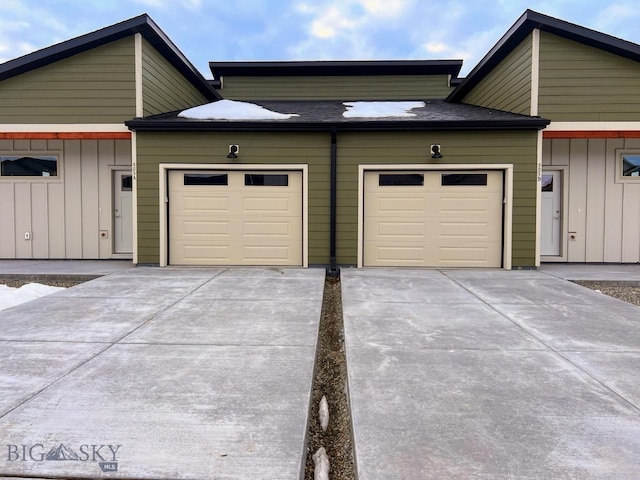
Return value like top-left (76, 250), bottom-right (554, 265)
top-left (530, 29), bottom-right (540, 117)
top-left (545, 122), bottom-right (640, 131)
top-left (158, 163), bottom-right (309, 268)
top-left (135, 33), bottom-right (144, 118)
top-left (357, 164), bottom-right (514, 270)
top-left (131, 132), bottom-right (139, 265)
top-left (535, 130), bottom-right (543, 266)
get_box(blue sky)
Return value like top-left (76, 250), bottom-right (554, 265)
top-left (2, 0), bottom-right (640, 77)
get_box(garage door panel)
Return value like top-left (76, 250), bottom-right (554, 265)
top-left (243, 196), bottom-right (295, 213)
top-left (439, 245), bottom-right (500, 263)
top-left (180, 196), bottom-right (229, 213)
top-left (375, 196), bottom-right (426, 213)
top-left (364, 170), bottom-right (503, 267)
top-left (180, 221), bottom-right (230, 239)
top-left (169, 170), bottom-right (302, 266)
top-left (374, 221), bottom-right (426, 238)
top-left (438, 221), bottom-right (497, 239)
top-left (180, 245), bottom-right (230, 262)
top-left (377, 246), bottom-right (426, 262)
top-left (438, 196), bottom-right (494, 213)
top-left (243, 219), bottom-right (300, 237)
top-left (243, 245), bottom-right (293, 261)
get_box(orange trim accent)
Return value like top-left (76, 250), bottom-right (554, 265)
top-left (543, 131), bottom-right (640, 139)
top-left (0, 132), bottom-right (131, 140)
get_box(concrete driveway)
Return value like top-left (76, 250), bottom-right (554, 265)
top-left (0, 267), bottom-right (325, 479)
top-left (342, 268), bottom-right (640, 479)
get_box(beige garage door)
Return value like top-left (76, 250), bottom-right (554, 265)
top-left (169, 170), bottom-right (302, 266)
top-left (364, 170), bottom-right (503, 267)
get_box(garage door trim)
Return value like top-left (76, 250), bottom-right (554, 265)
top-left (357, 164), bottom-right (513, 269)
top-left (159, 163), bottom-right (308, 267)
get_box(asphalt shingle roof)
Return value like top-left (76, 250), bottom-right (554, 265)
top-left (126, 99), bottom-right (549, 132)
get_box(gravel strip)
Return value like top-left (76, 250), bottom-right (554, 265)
top-left (0, 279), bottom-right (83, 289)
top-left (305, 276), bottom-right (356, 480)
top-left (573, 281), bottom-right (640, 306)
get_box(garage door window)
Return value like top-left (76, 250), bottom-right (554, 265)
top-left (441, 173), bottom-right (487, 186)
top-left (245, 174), bottom-right (289, 186)
top-left (183, 173), bottom-right (228, 185)
top-left (379, 173), bottom-right (424, 186)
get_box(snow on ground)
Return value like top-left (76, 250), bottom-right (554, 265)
top-left (0, 283), bottom-right (65, 311)
top-left (343, 101), bottom-right (425, 118)
top-left (178, 99), bottom-right (300, 120)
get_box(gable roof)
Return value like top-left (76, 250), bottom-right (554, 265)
top-left (0, 14), bottom-right (220, 101)
top-left (448, 9), bottom-right (640, 102)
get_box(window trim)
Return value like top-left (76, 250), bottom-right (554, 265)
top-left (615, 149), bottom-right (640, 183)
top-left (0, 152), bottom-right (61, 180)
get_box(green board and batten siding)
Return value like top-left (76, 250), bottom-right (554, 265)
top-left (141, 39), bottom-right (210, 116)
top-left (337, 131), bottom-right (538, 267)
top-left (135, 132), bottom-right (330, 265)
top-left (0, 37), bottom-right (136, 124)
top-left (538, 31), bottom-right (640, 121)
top-left (135, 130), bottom-right (538, 267)
top-left (220, 75), bottom-right (454, 100)
top-left (461, 33), bottom-right (533, 115)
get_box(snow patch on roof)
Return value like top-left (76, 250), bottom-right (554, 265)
top-left (178, 99), bottom-right (300, 120)
top-left (343, 101), bottom-right (425, 118)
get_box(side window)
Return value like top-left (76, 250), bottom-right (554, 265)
top-left (0, 155), bottom-right (58, 177)
top-left (622, 155), bottom-right (640, 177)
top-left (616, 151), bottom-right (640, 183)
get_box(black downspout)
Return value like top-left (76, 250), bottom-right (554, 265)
top-left (327, 126), bottom-right (340, 277)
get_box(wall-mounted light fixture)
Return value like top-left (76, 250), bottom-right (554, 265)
top-left (431, 144), bottom-right (443, 159)
top-left (227, 145), bottom-right (239, 159)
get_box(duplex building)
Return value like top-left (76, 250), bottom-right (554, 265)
top-left (1, 10), bottom-right (638, 268)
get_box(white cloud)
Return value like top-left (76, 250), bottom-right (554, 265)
top-left (355, 0), bottom-right (413, 17)
top-left (593, 3), bottom-right (640, 32)
top-left (310, 6), bottom-right (357, 39)
top-left (132, 0), bottom-right (203, 10)
top-left (423, 42), bottom-right (448, 54)
top-left (132, 0), bottom-right (168, 8)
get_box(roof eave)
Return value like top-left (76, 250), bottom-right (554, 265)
top-left (0, 14), bottom-right (220, 101)
top-left (125, 118), bottom-right (550, 132)
top-left (448, 9), bottom-right (640, 102)
top-left (209, 60), bottom-right (464, 80)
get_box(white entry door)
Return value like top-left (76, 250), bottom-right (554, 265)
top-left (541, 171), bottom-right (561, 256)
top-left (113, 170), bottom-right (133, 254)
